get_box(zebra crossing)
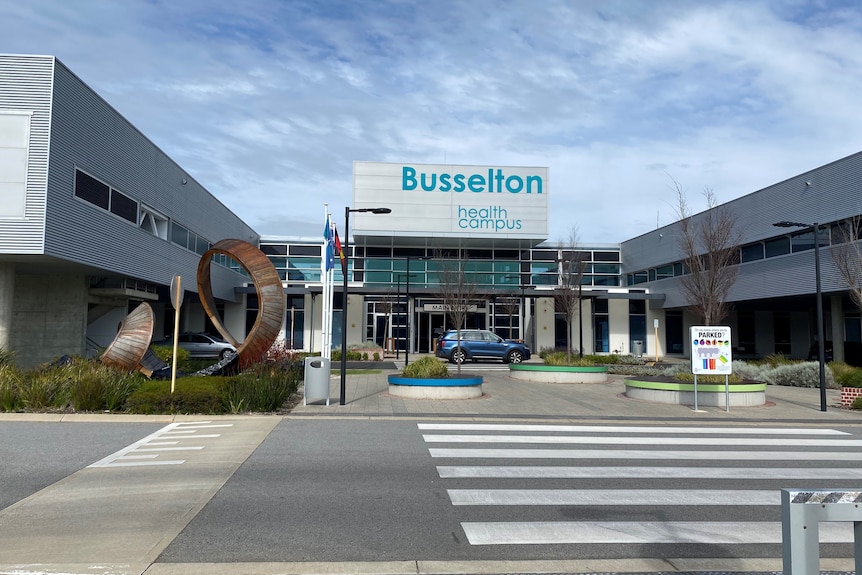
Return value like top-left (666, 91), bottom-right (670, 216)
top-left (420, 422), bottom-right (862, 550)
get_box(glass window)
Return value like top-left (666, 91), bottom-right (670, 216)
top-left (289, 245), bottom-right (318, 256)
top-left (594, 275), bottom-right (618, 286)
top-left (74, 170), bottom-right (109, 209)
top-left (110, 189), bottom-right (137, 223)
top-left (741, 243), bottom-right (764, 262)
top-left (630, 271), bottom-right (649, 285)
top-left (170, 222), bottom-right (189, 248)
top-left (765, 236), bottom-right (790, 258)
top-left (593, 251), bottom-right (620, 262)
top-left (261, 244), bottom-right (287, 255)
top-left (790, 230), bottom-right (815, 253)
top-left (532, 250), bottom-right (558, 261)
top-left (654, 265), bottom-right (673, 279)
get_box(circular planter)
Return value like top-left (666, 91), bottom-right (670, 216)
top-left (508, 363), bottom-right (608, 384)
top-left (625, 378), bottom-right (767, 407)
top-left (387, 374), bottom-right (483, 399)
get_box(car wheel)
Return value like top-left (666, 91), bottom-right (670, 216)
top-left (450, 349), bottom-right (467, 364)
top-left (219, 349), bottom-right (234, 360)
top-left (507, 350), bottom-right (524, 364)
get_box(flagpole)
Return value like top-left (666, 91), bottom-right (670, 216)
top-left (321, 204), bottom-right (330, 359)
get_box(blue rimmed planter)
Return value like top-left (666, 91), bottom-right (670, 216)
top-left (508, 363), bottom-right (608, 384)
top-left (387, 374), bottom-right (484, 399)
top-left (625, 378), bottom-right (767, 406)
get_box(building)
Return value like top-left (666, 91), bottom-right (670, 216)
top-left (0, 54), bottom-right (257, 367)
top-left (3, 53), bottom-right (862, 367)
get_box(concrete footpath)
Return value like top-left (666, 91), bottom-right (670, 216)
top-left (292, 361), bottom-right (862, 423)
top-left (1, 363), bottom-right (860, 575)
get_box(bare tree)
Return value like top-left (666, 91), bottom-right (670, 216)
top-left (673, 179), bottom-right (741, 326)
top-left (554, 226), bottom-right (587, 363)
top-left (830, 216), bottom-right (862, 311)
top-left (433, 248), bottom-right (478, 374)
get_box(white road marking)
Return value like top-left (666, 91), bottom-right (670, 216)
top-left (423, 434), bottom-right (862, 447)
top-left (429, 448), bottom-right (862, 460)
top-left (448, 489), bottom-right (778, 506)
top-left (418, 423), bottom-right (850, 435)
top-left (437, 465), bottom-right (862, 479)
top-left (461, 521), bottom-right (855, 545)
top-left (88, 422), bottom-right (232, 468)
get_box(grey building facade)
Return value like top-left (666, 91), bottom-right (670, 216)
top-left (0, 54), bottom-right (257, 366)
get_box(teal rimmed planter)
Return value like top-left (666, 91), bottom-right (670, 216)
top-left (508, 363), bottom-right (608, 383)
top-left (387, 374), bottom-right (484, 399)
top-left (625, 378), bottom-right (767, 406)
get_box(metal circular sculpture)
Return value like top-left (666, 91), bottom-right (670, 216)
top-left (197, 239), bottom-right (285, 367)
top-left (100, 302), bottom-right (156, 373)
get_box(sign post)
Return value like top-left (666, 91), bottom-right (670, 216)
top-left (690, 326), bottom-right (733, 412)
top-left (169, 275), bottom-right (183, 394)
top-left (653, 318), bottom-right (659, 363)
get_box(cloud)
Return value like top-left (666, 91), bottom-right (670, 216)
top-left (4, 0), bottom-right (862, 244)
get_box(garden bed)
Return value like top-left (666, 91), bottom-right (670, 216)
top-left (509, 363), bottom-right (608, 383)
top-left (625, 377), bottom-right (766, 407)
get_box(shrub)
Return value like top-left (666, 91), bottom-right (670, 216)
top-left (19, 365), bottom-right (69, 410)
top-left (221, 361), bottom-right (301, 413)
top-left (125, 378), bottom-right (225, 414)
top-left (0, 348), bottom-right (16, 367)
top-left (150, 345), bottom-right (191, 371)
top-left (331, 349), bottom-right (361, 362)
top-left (762, 361), bottom-right (837, 388)
top-left (760, 353), bottom-right (794, 367)
top-left (672, 371), bottom-right (744, 384)
top-left (830, 362), bottom-right (862, 388)
top-left (542, 351), bottom-right (595, 366)
top-left (401, 356), bottom-right (449, 378)
top-left (0, 363), bottom-right (22, 411)
top-left (373, 352), bottom-right (380, 361)
top-left (730, 360), bottom-right (767, 382)
top-left (851, 396), bottom-right (862, 410)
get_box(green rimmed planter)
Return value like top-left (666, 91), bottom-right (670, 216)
top-left (387, 374), bottom-right (484, 399)
top-left (625, 378), bottom-right (767, 406)
top-left (508, 363), bottom-right (608, 384)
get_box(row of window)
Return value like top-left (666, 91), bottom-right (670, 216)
top-left (73, 168), bottom-right (237, 269)
top-left (627, 218), bottom-right (862, 285)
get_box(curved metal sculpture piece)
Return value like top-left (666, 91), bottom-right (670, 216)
top-left (100, 302), bottom-right (163, 375)
top-left (197, 238), bottom-right (285, 367)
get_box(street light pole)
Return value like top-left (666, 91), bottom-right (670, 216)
top-left (773, 220), bottom-right (827, 412)
top-left (340, 206), bottom-right (391, 406)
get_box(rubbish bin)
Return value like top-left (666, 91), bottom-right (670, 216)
top-left (303, 357), bottom-right (331, 406)
top-left (633, 340), bottom-right (644, 357)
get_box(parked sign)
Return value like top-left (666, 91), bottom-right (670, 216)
top-left (690, 326), bottom-right (732, 375)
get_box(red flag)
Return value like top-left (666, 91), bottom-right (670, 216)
top-left (334, 227), bottom-right (346, 273)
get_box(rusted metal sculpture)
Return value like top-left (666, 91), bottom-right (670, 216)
top-left (100, 302), bottom-right (166, 376)
top-left (197, 238), bottom-right (285, 367)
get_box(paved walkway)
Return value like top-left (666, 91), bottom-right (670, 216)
top-left (292, 359), bottom-right (862, 424)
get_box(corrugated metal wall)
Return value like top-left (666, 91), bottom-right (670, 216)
top-left (0, 54), bottom-right (52, 253)
top-left (41, 58), bottom-right (259, 295)
top-left (621, 151), bottom-right (862, 307)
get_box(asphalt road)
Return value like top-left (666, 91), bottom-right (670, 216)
top-left (158, 418), bottom-right (862, 563)
top-left (0, 420), bottom-right (164, 509)
top-left (3, 416), bottom-right (862, 573)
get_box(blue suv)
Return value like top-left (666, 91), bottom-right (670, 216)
top-left (435, 329), bottom-right (531, 364)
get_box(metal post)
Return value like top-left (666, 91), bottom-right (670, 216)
top-left (395, 273), bottom-right (401, 360)
top-left (578, 279), bottom-right (583, 359)
top-left (339, 206), bottom-right (350, 406)
top-left (814, 223), bottom-right (827, 412)
top-left (405, 258), bottom-right (410, 366)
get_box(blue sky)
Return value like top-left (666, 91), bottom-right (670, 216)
top-left (4, 0), bottom-right (862, 243)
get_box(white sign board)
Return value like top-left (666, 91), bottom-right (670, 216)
top-left (690, 326), bottom-right (732, 375)
top-left (352, 161), bottom-right (549, 241)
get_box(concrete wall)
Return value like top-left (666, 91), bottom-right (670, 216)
top-left (11, 274), bottom-right (88, 367)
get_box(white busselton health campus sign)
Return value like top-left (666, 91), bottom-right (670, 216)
top-left (690, 326), bottom-right (733, 375)
top-left (352, 161), bottom-right (549, 241)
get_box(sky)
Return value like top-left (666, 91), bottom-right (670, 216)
top-left (4, 0), bottom-right (862, 244)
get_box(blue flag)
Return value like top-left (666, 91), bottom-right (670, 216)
top-left (323, 215), bottom-right (334, 271)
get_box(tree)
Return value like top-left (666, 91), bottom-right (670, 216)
top-left (433, 248), bottom-right (478, 374)
top-left (673, 179), bottom-right (742, 326)
top-left (830, 216), bottom-right (862, 311)
top-left (554, 226), bottom-right (587, 363)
